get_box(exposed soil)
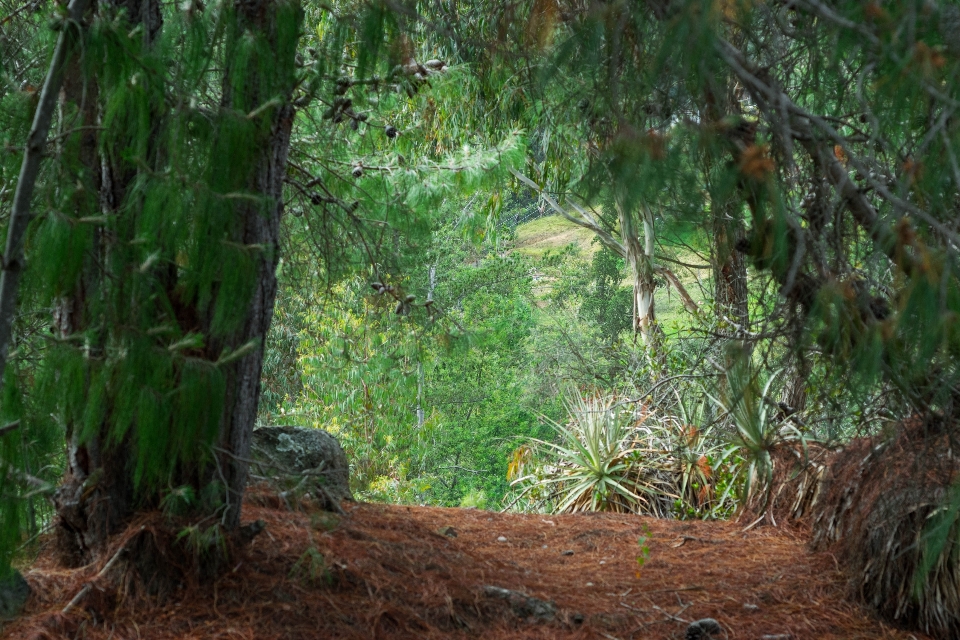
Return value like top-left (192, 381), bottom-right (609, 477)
top-left (5, 494), bottom-right (932, 640)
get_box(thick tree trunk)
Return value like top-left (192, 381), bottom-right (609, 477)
top-left (54, 0), bottom-right (301, 559)
top-left (54, 0), bottom-right (161, 561)
top-left (213, 109), bottom-right (291, 529)
top-left (212, 0), bottom-right (299, 530)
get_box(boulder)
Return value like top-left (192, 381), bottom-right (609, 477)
top-left (482, 586), bottom-right (556, 622)
top-left (0, 569), bottom-right (30, 620)
top-left (685, 618), bottom-right (723, 640)
top-left (251, 426), bottom-right (352, 508)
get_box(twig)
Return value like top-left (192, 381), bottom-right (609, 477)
top-left (1, 461), bottom-right (53, 492)
top-left (643, 585), bottom-right (705, 594)
top-left (62, 528), bottom-right (142, 615)
top-left (651, 603), bottom-right (691, 624)
top-left (0, 420), bottom-right (20, 437)
top-left (653, 265), bottom-right (700, 315)
top-left (742, 514), bottom-right (766, 532)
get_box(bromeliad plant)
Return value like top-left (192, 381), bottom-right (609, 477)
top-left (706, 351), bottom-right (809, 524)
top-left (671, 421), bottom-right (736, 519)
top-left (508, 392), bottom-right (679, 516)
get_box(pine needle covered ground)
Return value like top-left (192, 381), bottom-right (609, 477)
top-left (5, 492), bottom-right (929, 640)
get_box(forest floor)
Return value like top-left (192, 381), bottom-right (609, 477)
top-left (5, 494), bottom-right (932, 640)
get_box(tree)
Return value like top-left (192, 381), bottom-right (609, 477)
top-left (0, 0), bottom-right (304, 567)
top-left (451, 0), bottom-right (959, 414)
top-left (511, 170), bottom-right (699, 354)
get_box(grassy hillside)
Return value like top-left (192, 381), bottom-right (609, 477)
top-left (512, 215), bottom-right (597, 258)
top-left (512, 215), bottom-right (712, 334)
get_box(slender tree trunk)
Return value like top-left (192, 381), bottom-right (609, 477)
top-left (702, 76), bottom-right (750, 337)
top-left (712, 197), bottom-right (749, 334)
top-left (0, 0), bottom-right (90, 390)
top-left (779, 355), bottom-right (810, 417)
top-left (619, 199), bottom-right (661, 351)
top-left (417, 264), bottom-right (436, 429)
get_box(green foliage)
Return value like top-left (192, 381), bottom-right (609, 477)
top-left (578, 243), bottom-right (634, 345)
top-left (459, 488), bottom-right (488, 510)
top-left (262, 220), bottom-right (548, 507)
top-left (635, 524), bottom-right (651, 573)
top-left (160, 486), bottom-right (198, 519)
top-left (509, 387), bottom-right (742, 519)
top-left (291, 546), bottom-right (333, 586)
top-left (510, 392), bottom-right (678, 516)
top-left (706, 348), bottom-right (808, 515)
top-left (6, 6), bottom-right (960, 622)
top-left (176, 522), bottom-right (228, 569)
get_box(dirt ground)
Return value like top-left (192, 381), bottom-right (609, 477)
top-left (4, 496), bottom-right (932, 640)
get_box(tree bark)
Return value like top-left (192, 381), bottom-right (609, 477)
top-left (54, 0), bottom-right (161, 561)
top-left (712, 199), bottom-right (749, 333)
top-left (53, 0), bottom-right (302, 560)
top-left (702, 76), bottom-right (749, 336)
top-left (617, 198), bottom-right (663, 355)
top-left (212, 0), bottom-right (299, 530)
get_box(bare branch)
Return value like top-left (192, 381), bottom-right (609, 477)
top-left (510, 169), bottom-right (626, 257)
top-left (0, 0), bottom-right (91, 392)
top-left (653, 265), bottom-right (700, 315)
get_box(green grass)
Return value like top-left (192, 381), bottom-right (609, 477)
top-left (512, 215), bottom-right (597, 258)
top-left (512, 215), bottom-right (713, 334)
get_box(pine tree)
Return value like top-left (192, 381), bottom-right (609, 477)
top-left (1, 0), bottom-right (303, 568)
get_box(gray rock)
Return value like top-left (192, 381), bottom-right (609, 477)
top-left (0, 570), bottom-right (30, 619)
top-left (483, 585), bottom-right (556, 622)
top-left (251, 426), bottom-right (352, 508)
top-left (685, 618), bottom-right (723, 640)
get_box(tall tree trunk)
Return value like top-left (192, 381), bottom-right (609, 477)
top-left (712, 198), bottom-right (749, 334)
top-left (211, 0), bottom-right (299, 531)
top-left (779, 355), bottom-right (810, 417)
top-left (702, 77), bottom-right (750, 337)
top-left (53, 0), bottom-right (302, 559)
top-left (54, 0), bottom-right (153, 561)
top-left (0, 0), bottom-right (91, 390)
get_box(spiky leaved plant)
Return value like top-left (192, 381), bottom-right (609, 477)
top-left (510, 392), bottom-right (677, 516)
top-left (707, 352), bottom-right (808, 525)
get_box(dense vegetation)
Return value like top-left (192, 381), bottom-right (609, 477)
top-left (3, 0), bottom-right (960, 635)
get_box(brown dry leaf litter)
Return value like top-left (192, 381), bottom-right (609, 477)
top-left (5, 495), bottom-right (932, 640)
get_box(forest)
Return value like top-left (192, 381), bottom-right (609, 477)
top-left (2, 0), bottom-right (960, 638)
